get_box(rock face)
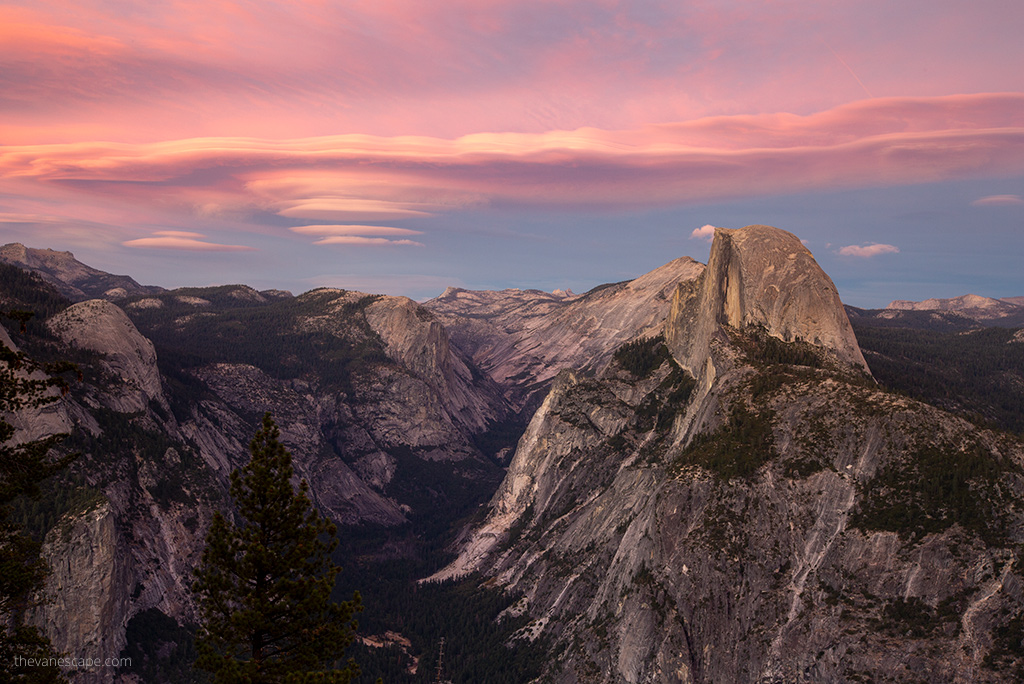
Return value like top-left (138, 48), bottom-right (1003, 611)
top-left (426, 256), bottom-right (704, 409)
top-left (362, 294), bottom-right (503, 436)
top-left (0, 243), bottom-right (163, 301)
top-left (29, 502), bottom-right (132, 684)
top-left (3, 276), bottom-right (511, 681)
top-left (441, 225), bottom-right (1024, 682)
top-left (666, 225), bottom-right (868, 378)
top-left (47, 299), bottom-right (166, 413)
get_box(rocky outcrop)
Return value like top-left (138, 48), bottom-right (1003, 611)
top-left (426, 256), bottom-right (704, 408)
top-left (666, 225), bottom-right (868, 378)
top-left (46, 300), bottom-right (166, 413)
top-left (190, 362), bottom-right (407, 526)
top-left (362, 295), bottom-right (506, 435)
top-left (29, 501), bottom-right (132, 684)
top-left (441, 225), bottom-right (1024, 682)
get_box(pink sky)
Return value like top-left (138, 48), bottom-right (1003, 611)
top-left (1, 0), bottom-right (1023, 302)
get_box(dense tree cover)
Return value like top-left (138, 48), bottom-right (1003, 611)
top-left (613, 335), bottom-right (672, 379)
top-left (672, 402), bottom-right (777, 480)
top-left (853, 323), bottom-right (1024, 434)
top-left (120, 608), bottom-right (203, 684)
top-left (0, 265), bottom-right (70, 333)
top-left (730, 325), bottom-right (826, 369)
top-left (124, 289), bottom-right (389, 394)
top-left (193, 414), bottom-right (363, 684)
top-left (331, 532), bottom-right (549, 684)
top-left (850, 439), bottom-right (1015, 546)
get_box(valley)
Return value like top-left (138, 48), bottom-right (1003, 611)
top-left (2, 227), bottom-right (1024, 683)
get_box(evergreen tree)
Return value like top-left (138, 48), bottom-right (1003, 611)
top-left (192, 413), bottom-right (363, 684)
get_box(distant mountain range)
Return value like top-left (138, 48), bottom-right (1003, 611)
top-left (848, 293), bottom-right (1024, 330)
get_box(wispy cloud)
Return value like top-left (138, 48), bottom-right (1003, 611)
top-left (691, 224), bottom-right (718, 241)
top-left (311, 236), bottom-right (424, 247)
top-left (3, 94), bottom-right (1022, 238)
top-left (972, 194), bottom-right (1024, 206)
top-left (4, 1), bottom-right (1024, 143)
top-left (122, 230), bottom-right (255, 252)
top-left (837, 243), bottom-right (900, 258)
top-left (290, 225), bottom-right (424, 237)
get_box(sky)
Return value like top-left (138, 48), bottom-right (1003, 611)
top-left (1, 0), bottom-right (1023, 307)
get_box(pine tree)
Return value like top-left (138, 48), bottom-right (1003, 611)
top-left (192, 413), bottom-right (363, 684)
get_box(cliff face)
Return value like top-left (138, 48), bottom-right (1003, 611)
top-left (4, 280), bottom-right (510, 681)
top-left (442, 226), bottom-right (1024, 683)
top-left (426, 256), bottom-right (704, 409)
top-left (665, 225), bottom-right (868, 378)
top-left (28, 502), bottom-right (132, 684)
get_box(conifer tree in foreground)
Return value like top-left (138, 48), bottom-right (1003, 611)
top-left (193, 413), bottom-right (363, 684)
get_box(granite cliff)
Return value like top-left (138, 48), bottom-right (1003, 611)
top-left (1, 274), bottom-right (511, 682)
top-left (440, 225), bottom-right (1024, 683)
top-left (425, 257), bottom-right (704, 411)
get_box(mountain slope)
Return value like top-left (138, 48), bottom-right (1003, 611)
top-left (0, 243), bottom-right (164, 301)
top-left (440, 225), bottom-right (1024, 683)
top-left (2, 273), bottom-right (515, 682)
top-left (850, 293), bottom-right (1024, 329)
top-left (425, 256), bottom-right (704, 410)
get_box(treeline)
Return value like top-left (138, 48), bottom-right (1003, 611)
top-left (125, 290), bottom-right (391, 393)
top-left (852, 323), bottom-right (1024, 434)
top-left (0, 263), bottom-right (71, 325)
top-left (614, 335), bottom-right (672, 378)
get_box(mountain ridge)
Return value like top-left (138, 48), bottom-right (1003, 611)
top-left (4, 228), bottom-right (1024, 682)
top-left (437, 225), bottom-right (1024, 683)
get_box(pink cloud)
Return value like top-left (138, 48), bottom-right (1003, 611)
top-left (691, 225), bottom-right (718, 241)
top-left (290, 225), bottom-right (424, 237)
top-left (972, 194), bottom-right (1024, 206)
top-left (152, 230), bottom-right (207, 238)
top-left (3, 2), bottom-right (1024, 144)
top-left (122, 232), bottom-right (256, 252)
top-left (837, 243), bottom-right (900, 258)
top-left (312, 236), bottom-right (424, 247)
top-left (1, 94), bottom-right (1022, 247)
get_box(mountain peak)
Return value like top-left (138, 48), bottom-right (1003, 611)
top-left (666, 225), bottom-right (868, 375)
top-left (0, 242), bottom-right (163, 301)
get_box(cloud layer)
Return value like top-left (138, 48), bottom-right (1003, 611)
top-left (837, 243), bottom-right (900, 258)
top-left (2, 93), bottom-right (1022, 251)
top-left (1, 1), bottom-right (1022, 305)
top-left (4, 0), bottom-right (1024, 143)
top-left (122, 231), bottom-right (255, 251)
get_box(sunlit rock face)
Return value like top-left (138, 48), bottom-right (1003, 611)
top-left (47, 299), bottom-right (166, 413)
top-left (438, 224), bottom-right (1024, 683)
top-left (666, 225), bottom-right (868, 379)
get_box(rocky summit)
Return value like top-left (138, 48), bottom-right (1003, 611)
top-left (3, 225), bottom-right (1024, 683)
top-left (441, 225), bottom-right (1024, 683)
